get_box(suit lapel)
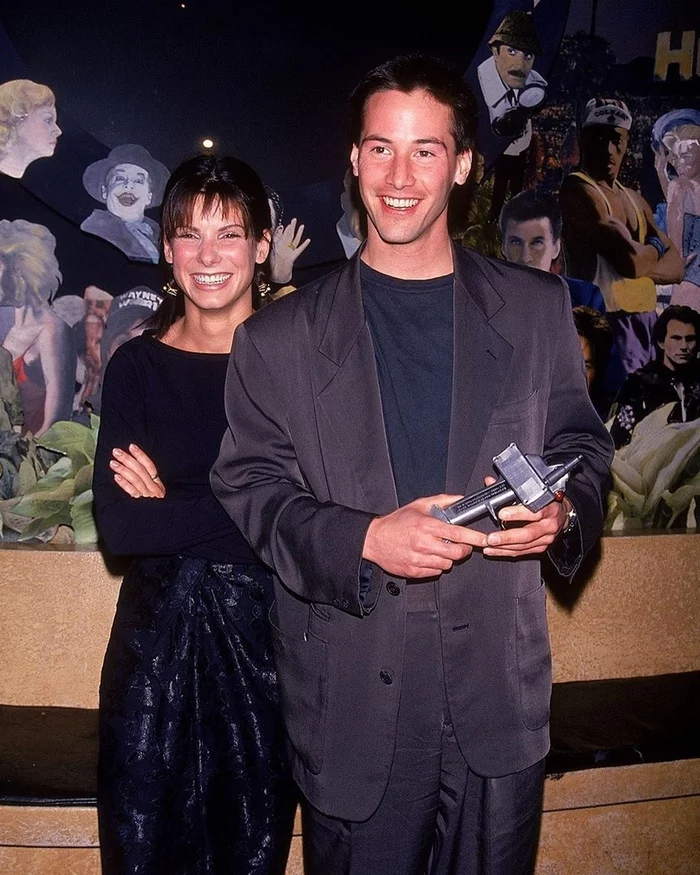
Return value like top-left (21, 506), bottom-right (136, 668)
top-left (446, 246), bottom-right (513, 494)
top-left (314, 255), bottom-right (398, 515)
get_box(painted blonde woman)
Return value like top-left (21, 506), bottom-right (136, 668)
top-left (0, 80), bottom-right (61, 179)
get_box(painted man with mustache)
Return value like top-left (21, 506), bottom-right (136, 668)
top-left (477, 11), bottom-right (547, 220)
top-left (80, 144), bottom-right (169, 264)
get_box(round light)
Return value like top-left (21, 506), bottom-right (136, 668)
top-left (202, 138), bottom-right (214, 149)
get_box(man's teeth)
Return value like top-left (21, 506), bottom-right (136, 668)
top-left (383, 197), bottom-right (419, 208)
top-left (193, 274), bottom-right (231, 284)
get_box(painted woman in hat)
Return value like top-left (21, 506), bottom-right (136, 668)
top-left (93, 155), bottom-right (296, 874)
top-left (80, 144), bottom-right (170, 263)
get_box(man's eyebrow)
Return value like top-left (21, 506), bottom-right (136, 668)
top-left (361, 135), bottom-right (448, 149)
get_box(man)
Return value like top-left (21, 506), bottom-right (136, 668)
top-left (499, 189), bottom-right (606, 312)
top-left (611, 304), bottom-right (700, 448)
top-left (212, 56), bottom-right (612, 875)
top-left (80, 144), bottom-right (169, 264)
top-left (499, 190), bottom-right (624, 415)
top-left (477, 12), bottom-right (547, 220)
top-left (560, 98), bottom-right (683, 374)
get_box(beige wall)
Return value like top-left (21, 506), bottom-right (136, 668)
top-left (2, 533), bottom-right (699, 708)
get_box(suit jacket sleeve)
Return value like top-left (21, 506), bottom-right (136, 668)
top-left (543, 278), bottom-right (614, 576)
top-left (211, 320), bottom-right (376, 618)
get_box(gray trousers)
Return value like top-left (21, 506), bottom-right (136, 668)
top-left (301, 584), bottom-right (545, 875)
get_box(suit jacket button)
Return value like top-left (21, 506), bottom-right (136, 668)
top-left (379, 670), bottom-right (393, 685)
top-left (386, 581), bottom-right (400, 596)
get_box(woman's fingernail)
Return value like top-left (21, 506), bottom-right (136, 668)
top-left (113, 448), bottom-right (123, 456)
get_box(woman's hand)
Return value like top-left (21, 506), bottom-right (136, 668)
top-left (109, 444), bottom-right (166, 499)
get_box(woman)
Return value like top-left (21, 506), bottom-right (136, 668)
top-left (0, 80), bottom-right (61, 179)
top-left (0, 218), bottom-right (77, 435)
top-left (93, 156), bottom-right (296, 875)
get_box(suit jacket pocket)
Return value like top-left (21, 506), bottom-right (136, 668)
top-left (515, 581), bottom-right (552, 731)
top-left (270, 614), bottom-right (328, 775)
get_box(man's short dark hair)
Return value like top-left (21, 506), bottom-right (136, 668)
top-left (349, 55), bottom-right (477, 154)
top-left (652, 305), bottom-right (700, 350)
top-left (498, 190), bottom-right (563, 243)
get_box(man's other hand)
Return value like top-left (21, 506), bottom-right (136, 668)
top-left (483, 472), bottom-right (571, 558)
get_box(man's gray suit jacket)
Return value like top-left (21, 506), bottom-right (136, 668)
top-left (211, 244), bottom-right (613, 821)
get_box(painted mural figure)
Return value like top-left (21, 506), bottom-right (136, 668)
top-left (610, 305), bottom-right (700, 449)
top-left (0, 219), bottom-right (76, 436)
top-left (663, 122), bottom-right (700, 310)
top-left (477, 12), bottom-right (547, 220)
top-left (80, 144), bottom-right (169, 264)
top-left (560, 98), bottom-right (684, 375)
top-left (0, 80), bottom-right (61, 179)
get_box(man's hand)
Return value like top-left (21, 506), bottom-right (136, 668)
top-left (483, 471), bottom-right (571, 557)
top-left (362, 495), bottom-right (488, 579)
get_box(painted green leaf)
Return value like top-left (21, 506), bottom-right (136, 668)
top-left (38, 421), bottom-right (96, 472)
top-left (74, 463), bottom-right (94, 497)
top-left (18, 510), bottom-right (70, 541)
top-left (71, 490), bottom-right (98, 545)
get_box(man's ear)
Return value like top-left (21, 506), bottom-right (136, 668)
top-left (552, 238), bottom-right (562, 261)
top-left (454, 150), bottom-right (472, 187)
top-left (350, 145), bottom-right (360, 178)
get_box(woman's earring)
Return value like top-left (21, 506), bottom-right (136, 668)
top-left (162, 279), bottom-right (179, 297)
top-left (257, 281), bottom-right (271, 300)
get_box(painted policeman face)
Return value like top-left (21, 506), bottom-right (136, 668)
top-left (658, 319), bottom-right (697, 371)
top-left (492, 44), bottom-right (535, 90)
top-left (102, 163), bottom-right (153, 221)
top-left (350, 88), bottom-right (471, 254)
top-left (502, 217), bottom-right (560, 272)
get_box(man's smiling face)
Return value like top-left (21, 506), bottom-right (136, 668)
top-left (350, 88), bottom-right (471, 254)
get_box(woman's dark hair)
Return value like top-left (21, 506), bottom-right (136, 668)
top-left (150, 155), bottom-right (271, 337)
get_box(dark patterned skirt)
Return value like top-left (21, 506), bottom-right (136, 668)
top-left (98, 556), bottom-right (297, 875)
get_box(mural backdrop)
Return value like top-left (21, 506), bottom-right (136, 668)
top-left (0, 0), bottom-right (698, 543)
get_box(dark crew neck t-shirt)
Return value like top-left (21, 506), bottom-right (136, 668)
top-left (361, 261), bottom-right (454, 506)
